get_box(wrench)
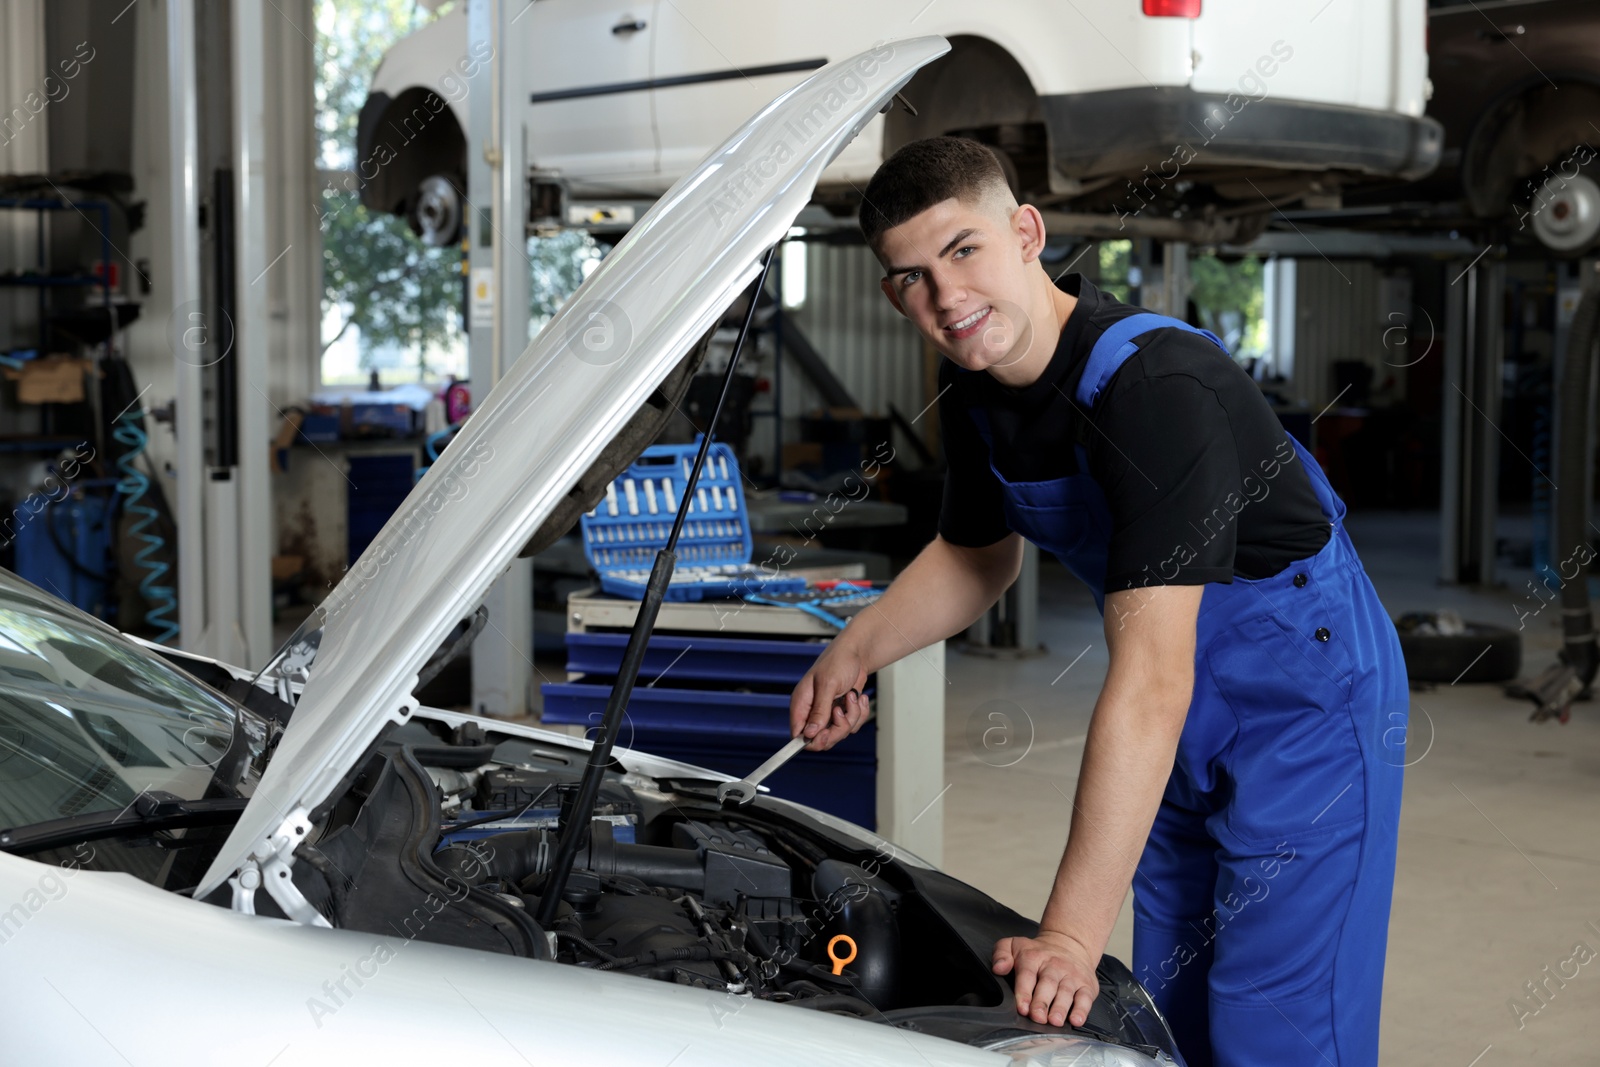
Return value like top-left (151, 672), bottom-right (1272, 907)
top-left (717, 689), bottom-right (863, 805)
top-left (717, 735), bottom-right (808, 805)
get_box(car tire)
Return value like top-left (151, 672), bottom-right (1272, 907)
top-left (1395, 618), bottom-right (1521, 684)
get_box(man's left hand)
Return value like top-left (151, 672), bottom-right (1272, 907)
top-left (991, 930), bottom-right (1101, 1027)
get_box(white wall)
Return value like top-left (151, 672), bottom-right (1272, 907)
top-left (783, 241), bottom-right (926, 422)
top-left (1292, 257), bottom-right (1386, 409)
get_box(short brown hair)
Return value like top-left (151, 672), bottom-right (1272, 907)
top-left (858, 137), bottom-right (1014, 251)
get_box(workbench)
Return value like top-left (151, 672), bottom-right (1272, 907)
top-left (562, 589), bottom-right (946, 865)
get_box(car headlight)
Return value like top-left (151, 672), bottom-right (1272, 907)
top-left (985, 1034), bottom-right (1179, 1067)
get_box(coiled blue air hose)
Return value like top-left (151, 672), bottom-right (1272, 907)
top-left (113, 410), bottom-right (180, 643)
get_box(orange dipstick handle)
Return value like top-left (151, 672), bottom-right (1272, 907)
top-left (827, 934), bottom-right (858, 976)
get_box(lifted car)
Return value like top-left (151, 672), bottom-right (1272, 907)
top-left (356, 0), bottom-right (1440, 246)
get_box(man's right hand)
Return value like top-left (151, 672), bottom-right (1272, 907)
top-left (789, 644), bottom-right (870, 751)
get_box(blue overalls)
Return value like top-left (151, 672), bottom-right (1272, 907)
top-left (970, 314), bottom-right (1408, 1067)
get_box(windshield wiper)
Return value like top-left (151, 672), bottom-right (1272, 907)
top-left (0, 791), bottom-right (250, 855)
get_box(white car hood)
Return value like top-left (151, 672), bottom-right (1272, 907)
top-left (197, 37), bottom-right (951, 902)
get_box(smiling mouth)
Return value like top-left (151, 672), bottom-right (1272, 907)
top-left (943, 306), bottom-right (991, 339)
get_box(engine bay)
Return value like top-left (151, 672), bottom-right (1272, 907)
top-left (143, 708), bottom-right (1180, 1060)
top-left (286, 721), bottom-right (1008, 1022)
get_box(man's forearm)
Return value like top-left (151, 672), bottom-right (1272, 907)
top-left (836, 534), bottom-right (1022, 672)
top-left (1037, 664), bottom-right (1191, 955)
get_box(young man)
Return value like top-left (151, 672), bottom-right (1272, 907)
top-left (788, 137), bottom-right (1408, 1067)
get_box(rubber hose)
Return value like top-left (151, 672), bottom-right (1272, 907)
top-left (811, 859), bottom-right (899, 1010)
top-left (410, 743), bottom-right (498, 769)
top-left (113, 412), bottom-right (179, 642)
top-left (439, 826), bottom-right (704, 891)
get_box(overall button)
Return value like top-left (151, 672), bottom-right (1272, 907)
top-left (1293, 573), bottom-right (1308, 588)
top-left (1314, 626), bottom-right (1331, 642)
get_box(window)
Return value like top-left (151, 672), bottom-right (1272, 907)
top-left (529, 230), bottom-right (606, 339)
top-left (1188, 254), bottom-right (1269, 360)
top-left (781, 229), bottom-right (808, 309)
top-left (315, 0), bottom-right (465, 387)
top-left (1095, 241), bottom-right (1284, 375)
top-left (1098, 240), bottom-right (1135, 303)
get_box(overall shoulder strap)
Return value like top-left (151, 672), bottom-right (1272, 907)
top-left (1074, 312), bottom-right (1228, 408)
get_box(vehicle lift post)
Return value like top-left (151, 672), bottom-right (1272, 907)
top-left (466, 0), bottom-right (535, 717)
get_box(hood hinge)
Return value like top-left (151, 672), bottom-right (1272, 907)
top-left (228, 805), bottom-right (332, 927)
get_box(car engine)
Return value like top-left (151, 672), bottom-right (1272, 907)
top-left (285, 728), bottom-right (1002, 1020)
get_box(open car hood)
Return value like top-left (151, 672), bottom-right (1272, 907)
top-left (196, 37), bottom-right (951, 904)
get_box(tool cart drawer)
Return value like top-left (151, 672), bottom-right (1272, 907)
top-left (563, 632), bottom-right (826, 686)
top-left (630, 724), bottom-right (875, 830)
top-left (540, 676), bottom-right (876, 828)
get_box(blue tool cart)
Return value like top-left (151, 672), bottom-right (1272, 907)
top-left (346, 453), bottom-right (416, 563)
top-left (541, 589), bottom-right (948, 863)
top-left (541, 631), bottom-right (877, 828)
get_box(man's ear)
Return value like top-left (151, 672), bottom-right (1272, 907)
top-left (1011, 203), bottom-right (1047, 264)
top-left (879, 276), bottom-right (907, 317)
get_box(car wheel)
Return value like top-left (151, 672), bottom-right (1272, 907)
top-left (1527, 169), bottom-right (1600, 254)
top-left (409, 174), bottom-right (464, 247)
top-left (1394, 615), bottom-right (1521, 684)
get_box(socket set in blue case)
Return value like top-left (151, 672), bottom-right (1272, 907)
top-left (579, 441), bottom-right (807, 602)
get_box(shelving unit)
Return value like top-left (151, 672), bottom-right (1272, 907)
top-left (0, 194), bottom-right (115, 354)
top-left (0, 192), bottom-right (123, 618)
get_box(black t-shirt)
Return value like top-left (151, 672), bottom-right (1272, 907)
top-left (938, 274), bottom-right (1330, 592)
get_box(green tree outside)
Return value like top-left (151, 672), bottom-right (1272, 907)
top-left (315, 0), bottom-right (600, 383)
top-left (316, 0), bottom-right (460, 381)
top-left (1097, 240), bottom-right (1268, 359)
top-left (318, 190), bottom-right (461, 375)
top-left (1190, 254), bottom-right (1267, 358)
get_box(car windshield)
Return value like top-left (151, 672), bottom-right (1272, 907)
top-left (0, 569), bottom-right (261, 833)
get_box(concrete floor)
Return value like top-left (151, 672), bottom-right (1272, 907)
top-left (935, 511), bottom-right (1600, 1064)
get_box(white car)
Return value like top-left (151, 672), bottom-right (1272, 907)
top-left (358, 0), bottom-right (1440, 245)
top-left (0, 40), bottom-right (1185, 1065)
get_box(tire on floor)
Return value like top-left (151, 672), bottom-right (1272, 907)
top-left (1394, 617), bottom-right (1521, 684)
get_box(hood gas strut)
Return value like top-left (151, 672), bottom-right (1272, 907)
top-left (536, 244), bottom-right (778, 926)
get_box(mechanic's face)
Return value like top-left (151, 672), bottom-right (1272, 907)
top-left (876, 195), bottom-right (1037, 373)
